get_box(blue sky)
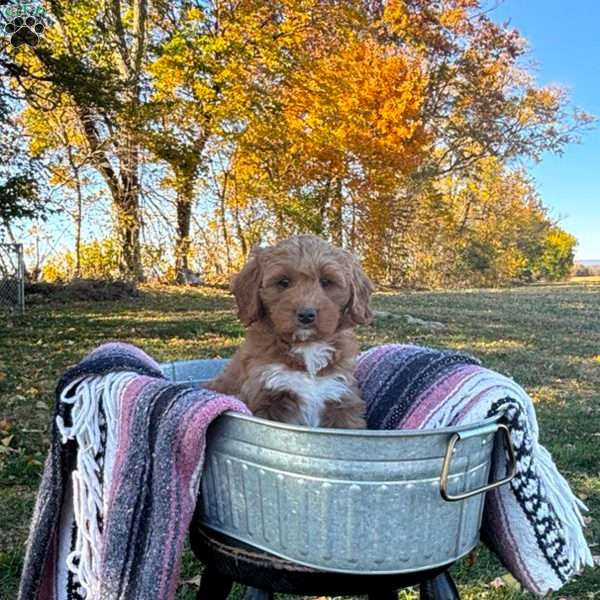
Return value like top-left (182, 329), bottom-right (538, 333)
top-left (491, 0), bottom-right (599, 259)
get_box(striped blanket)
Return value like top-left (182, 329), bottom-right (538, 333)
top-left (357, 344), bottom-right (592, 595)
top-left (19, 342), bottom-right (591, 598)
top-left (18, 343), bottom-right (248, 600)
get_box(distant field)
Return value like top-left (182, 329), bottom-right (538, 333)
top-left (572, 275), bottom-right (600, 283)
top-left (576, 260), bottom-right (600, 266)
top-left (1, 281), bottom-right (599, 599)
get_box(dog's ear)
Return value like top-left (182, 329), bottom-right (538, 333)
top-left (231, 246), bottom-right (264, 326)
top-left (342, 254), bottom-right (374, 327)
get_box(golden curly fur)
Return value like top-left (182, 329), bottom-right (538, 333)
top-left (206, 235), bottom-right (374, 428)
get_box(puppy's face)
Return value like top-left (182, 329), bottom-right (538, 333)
top-left (231, 235), bottom-right (373, 342)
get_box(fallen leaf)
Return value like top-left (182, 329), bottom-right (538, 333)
top-left (184, 575), bottom-right (201, 587)
top-left (491, 573), bottom-right (521, 591)
top-left (1, 435), bottom-right (14, 447)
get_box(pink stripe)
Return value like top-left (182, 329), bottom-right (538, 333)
top-left (400, 364), bottom-right (482, 429)
top-left (101, 376), bottom-right (158, 565)
top-left (108, 376), bottom-right (155, 502)
top-left (160, 402), bottom-right (203, 599)
top-left (356, 346), bottom-right (393, 381)
top-left (484, 490), bottom-right (538, 591)
top-left (160, 396), bottom-right (248, 599)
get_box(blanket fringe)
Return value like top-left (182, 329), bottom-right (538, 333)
top-left (56, 372), bottom-right (137, 597)
top-left (535, 444), bottom-right (594, 573)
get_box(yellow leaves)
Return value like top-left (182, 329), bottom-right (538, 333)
top-left (21, 101), bottom-right (87, 162)
top-left (382, 0), bottom-right (478, 51)
top-left (439, 7), bottom-right (467, 30)
top-left (48, 165), bottom-right (72, 187)
top-left (42, 239), bottom-right (120, 282)
top-left (382, 0), bottom-right (411, 34)
top-left (0, 418), bottom-right (15, 460)
top-left (268, 36), bottom-right (429, 197)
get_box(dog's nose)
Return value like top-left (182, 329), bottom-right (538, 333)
top-left (296, 306), bottom-right (317, 325)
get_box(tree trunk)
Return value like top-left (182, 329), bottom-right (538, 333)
top-left (348, 193), bottom-right (357, 252)
top-left (115, 190), bottom-right (142, 281)
top-left (233, 201), bottom-right (248, 257)
top-left (116, 137), bottom-right (143, 281)
top-left (219, 199), bottom-right (232, 272)
top-left (75, 188), bottom-right (82, 278)
top-left (175, 182), bottom-right (194, 283)
top-left (329, 177), bottom-right (344, 246)
top-left (111, 0), bottom-right (147, 282)
top-left (65, 143), bottom-right (83, 278)
top-left (218, 172), bottom-right (232, 271)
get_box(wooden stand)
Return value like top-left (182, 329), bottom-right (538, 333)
top-left (190, 523), bottom-right (460, 600)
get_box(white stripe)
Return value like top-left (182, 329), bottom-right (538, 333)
top-left (56, 371), bottom-right (137, 598)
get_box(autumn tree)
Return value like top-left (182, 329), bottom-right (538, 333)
top-left (146, 0), bottom-right (364, 279)
top-left (533, 227), bottom-right (577, 282)
top-left (1, 0), bottom-right (150, 280)
top-left (21, 104), bottom-right (98, 276)
top-left (402, 156), bottom-right (577, 287)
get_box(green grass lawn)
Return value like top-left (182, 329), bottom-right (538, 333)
top-left (1, 282), bottom-right (599, 599)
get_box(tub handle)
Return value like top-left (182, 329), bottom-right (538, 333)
top-left (439, 423), bottom-right (516, 502)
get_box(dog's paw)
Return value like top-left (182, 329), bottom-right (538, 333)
top-left (5, 15), bottom-right (45, 47)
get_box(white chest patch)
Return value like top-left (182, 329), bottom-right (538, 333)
top-left (261, 364), bottom-right (349, 427)
top-left (289, 342), bottom-right (335, 377)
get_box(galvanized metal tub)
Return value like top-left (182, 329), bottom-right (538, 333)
top-left (161, 358), bottom-right (512, 575)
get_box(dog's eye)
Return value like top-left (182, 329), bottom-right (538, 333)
top-left (320, 278), bottom-right (332, 288)
top-left (276, 278), bottom-right (290, 289)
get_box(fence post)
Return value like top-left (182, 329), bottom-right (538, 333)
top-left (18, 243), bottom-right (25, 313)
top-left (0, 243), bottom-right (25, 314)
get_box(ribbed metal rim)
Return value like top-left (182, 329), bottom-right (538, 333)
top-left (216, 410), bottom-right (501, 438)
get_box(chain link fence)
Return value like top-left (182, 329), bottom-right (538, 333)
top-left (0, 243), bottom-right (25, 313)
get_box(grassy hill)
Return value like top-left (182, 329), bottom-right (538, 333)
top-left (1, 281), bottom-right (599, 599)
